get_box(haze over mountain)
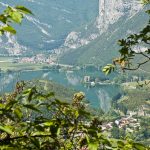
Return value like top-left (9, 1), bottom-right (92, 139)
top-left (56, 0), bottom-right (149, 65)
top-left (0, 0), bottom-right (149, 67)
top-left (0, 0), bottom-right (98, 55)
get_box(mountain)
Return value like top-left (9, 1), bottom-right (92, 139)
top-left (0, 0), bottom-right (149, 68)
top-left (25, 80), bottom-right (77, 102)
top-left (58, 9), bottom-right (149, 65)
top-left (54, 0), bottom-right (149, 66)
top-left (0, 0), bottom-right (98, 55)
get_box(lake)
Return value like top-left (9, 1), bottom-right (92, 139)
top-left (0, 68), bottom-right (122, 112)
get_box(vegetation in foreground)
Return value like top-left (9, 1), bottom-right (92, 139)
top-left (0, 81), bottom-right (149, 150)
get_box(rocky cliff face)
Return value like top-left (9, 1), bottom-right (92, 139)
top-left (60, 0), bottom-right (142, 52)
top-left (0, 0), bottom-right (98, 56)
top-left (96, 0), bottom-right (142, 31)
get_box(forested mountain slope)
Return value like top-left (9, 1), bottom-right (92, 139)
top-left (59, 8), bottom-right (149, 66)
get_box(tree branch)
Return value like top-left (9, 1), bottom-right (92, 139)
top-left (140, 52), bottom-right (150, 59)
top-left (124, 58), bottom-right (150, 71)
top-left (0, 134), bottom-right (52, 142)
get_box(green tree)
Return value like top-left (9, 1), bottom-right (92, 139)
top-left (0, 82), bottom-right (148, 149)
top-left (103, 0), bottom-right (150, 74)
top-left (102, 1), bottom-right (150, 147)
top-left (0, 4), bottom-right (32, 35)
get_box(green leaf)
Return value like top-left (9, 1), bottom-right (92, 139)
top-left (78, 109), bottom-right (91, 118)
top-left (55, 99), bottom-right (69, 106)
top-left (119, 47), bottom-right (129, 56)
top-left (15, 6), bottom-right (33, 15)
top-left (141, 0), bottom-right (150, 5)
top-left (35, 92), bottom-right (55, 101)
top-left (0, 146), bottom-right (14, 150)
top-left (32, 131), bottom-right (49, 136)
top-left (57, 128), bottom-right (61, 136)
top-left (0, 30), bottom-right (4, 36)
top-left (102, 64), bottom-right (115, 75)
top-left (88, 141), bottom-right (99, 150)
top-left (43, 121), bottom-right (54, 127)
top-left (0, 103), bottom-right (5, 109)
top-left (5, 100), bottom-right (18, 110)
top-left (23, 88), bottom-right (32, 95)
top-left (30, 138), bottom-right (40, 149)
top-left (23, 104), bottom-right (41, 113)
top-left (0, 15), bottom-right (7, 23)
top-left (75, 110), bottom-right (79, 118)
top-left (145, 10), bottom-right (150, 14)
top-left (2, 26), bottom-right (16, 34)
top-left (117, 140), bottom-right (125, 148)
top-left (50, 125), bottom-right (59, 137)
top-left (133, 143), bottom-right (146, 150)
top-left (27, 89), bottom-right (35, 102)
top-left (10, 11), bottom-right (23, 23)
top-left (0, 125), bottom-right (13, 134)
top-left (14, 108), bottom-right (23, 119)
top-left (117, 39), bottom-right (126, 46)
top-left (147, 48), bottom-right (150, 54)
top-left (104, 146), bottom-right (113, 150)
top-left (4, 113), bottom-right (15, 121)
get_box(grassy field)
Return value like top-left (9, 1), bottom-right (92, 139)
top-left (122, 80), bottom-right (150, 90)
top-left (0, 57), bottom-right (51, 72)
top-left (26, 80), bottom-right (77, 102)
top-left (118, 80), bottom-right (150, 110)
top-left (0, 62), bottom-right (50, 72)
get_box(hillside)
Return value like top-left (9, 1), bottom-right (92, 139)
top-left (117, 80), bottom-right (150, 111)
top-left (0, 0), bottom-right (98, 55)
top-left (24, 80), bottom-right (77, 102)
top-left (59, 8), bottom-right (149, 66)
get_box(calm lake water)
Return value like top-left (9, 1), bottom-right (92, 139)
top-left (0, 69), bottom-right (122, 112)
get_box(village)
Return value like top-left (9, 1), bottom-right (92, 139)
top-left (17, 54), bottom-right (55, 65)
top-left (101, 104), bottom-right (150, 133)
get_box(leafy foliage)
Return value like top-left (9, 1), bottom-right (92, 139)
top-left (102, 64), bottom-right (115, 75)
top-left (0, 5), bottom-right (32, 35)
top-left (0, 82), bottom-right (148, 149)
top-left (103, 1), bottom-right (150, 74)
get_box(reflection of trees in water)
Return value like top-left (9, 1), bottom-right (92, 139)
top-left (97, 89), bottom-right (111, 112)
top-left (66, 72), bottom-right (81, 86)
top-left (42, 72), bottom-right (53, 80)
top-left (42, 72), bottom-right (49, 79)
top-left (0, 71), bottom-right (21, 93)
top-left (0, 74), bottom-right (14, 93)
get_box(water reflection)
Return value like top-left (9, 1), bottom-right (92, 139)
top-left (66, 72), bottom-right (81, 86)
top-left (42, 72), bottom-right (49, 78)
top-left (97, 89), bottom-right (111, 112)
top-left (0, 74), bottom-right (14, 93)
top-left (0, 70), bottom-right (122, 110)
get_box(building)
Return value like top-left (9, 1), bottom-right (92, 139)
top-left (84, 76), bottom-right (90, 83)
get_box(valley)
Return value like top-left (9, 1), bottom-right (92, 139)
top-left (0, 0), bottom-right (149, 148)
top-left (0, 59), bottom-right (122, 112)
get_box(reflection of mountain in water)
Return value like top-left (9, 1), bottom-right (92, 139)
top-left (42, 72), bottom-right (49, 79)
top-left (97, 89), bottom-right (111, 112)
top-left (66, 72), bottom-right (80, 86)
top-left (0, 74), bottom-right (14, 93)
top-left (0, 70), bottom-right (121, 111)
